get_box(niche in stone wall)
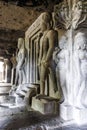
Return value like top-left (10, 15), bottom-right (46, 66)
top-left (25, 15), bottom-right (41, 84)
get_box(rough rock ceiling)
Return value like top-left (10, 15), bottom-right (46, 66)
top-left (0, 2), bottom-right (41, 30)
top-left (0, 0), bottom-right (59, 59)
top-left (0, 1), bottom-right (44, 59)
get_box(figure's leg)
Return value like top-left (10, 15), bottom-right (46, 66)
top-left (22, 68), bottom-right (26, 84)
top-left (19, 70), bottom-right (22, 85)
top-left (57, 69), bottom-right (67, 104)
top-left (40, 64), bottom-right (47, 95)
top-left (56, 69), bottom-right (64, 101)
top-left (49, 61), bottom-right (58, 92)
top-left (15, 69), bottom-right (19, 86)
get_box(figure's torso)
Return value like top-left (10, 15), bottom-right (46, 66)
top-left (41, 29), bottom-right (58, 61)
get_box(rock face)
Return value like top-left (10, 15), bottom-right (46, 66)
top-left (0, 1), bottom-right (40, 31)
top-left (0, 1), bottom-right (43, 58)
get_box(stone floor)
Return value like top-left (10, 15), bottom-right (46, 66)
top-left (0, 106), bottom-right (87, 130)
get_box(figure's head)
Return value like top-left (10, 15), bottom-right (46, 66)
top-left (77, 1), bottom-right (82, 10)
top-left (74, 32), bottom-right (87, 50)
top-left (18, 38), bottom-right (24, 49)
top-left (40, 12), bottom-right (52, 32)
top-left (59, 36), bottom-right (68, 49)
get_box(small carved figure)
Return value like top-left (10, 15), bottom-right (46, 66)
top-left (15, 38), bottom-right (26, 86)
top-left (54, 35), bottom-right (70, 104)
top-left (37, 12), bottom-right (58, 98)
top-left (72, 0), bottom-right (86, 29)
top-left (74, 32), bottom-right (87, 108)
top-left (54, 1), bottom-right (71, 29)
top-left (10, 54), bottom-right (17, 69)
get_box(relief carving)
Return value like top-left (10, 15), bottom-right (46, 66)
top-left (54, 0), bottom-right (87, 123)
top-left (15, 38), bottom-right (27, 86)
top-left (37, 12), bottom-right (58, 98)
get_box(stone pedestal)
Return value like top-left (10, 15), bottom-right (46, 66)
top-left (73, 107), bottom-right (87, 125)
top-left (16, 84), bottom-right (39, 97)
top-left (60, 104), bottom-right (73, 121)
top-left (60, 104), bottom-right (87, 125)
top-left (14, 84), bottom-right (40, 107)
top-left (15, 95), bottom-right (25, 106)
top-left (32, 97), bottom-right (59, 114)
top-left (0, 83), bottom-right (11, 103)
top-left (53, 0), bottom-right (87, 126)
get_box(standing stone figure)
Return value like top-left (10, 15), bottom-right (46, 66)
top-left (10, 54), bottom-right (17, 85)
top-left (72, 0), bottom-right (86, 29)
top-left (54, 35), bottom-right (70, 104)
top-left (37, 12), bottom-right (58, 97)
top-left (74, 32), bottom-right (87, 108)
top-left (15, 38), bottom-right (26, 86)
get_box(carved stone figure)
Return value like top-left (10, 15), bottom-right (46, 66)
top-left (54, 35), bottom-right (70, 104)
top-left (74, 32), bottom-right (87, 108)
top-left (46, 0), bottom-right (87, 124)
top-left (15, 38), bottom-right (26, 86)
top-left (37, 12), bottom-right (58, 97)
top-left (72, 0), bottom-right (86, 29)
top-left (10, 54), bottom-right (17, 85)
top-left (54, 0), bottom-right (71, 29)
top-left (10, 54), bottom-right (17, 69)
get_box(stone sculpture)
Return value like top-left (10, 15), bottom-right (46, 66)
top-left (54, 0), bottom-right (87, 124)
top-left (15, 38), bottom-right (26, 86)
top-left (74, 32), bottom-right (87, 108)
top-left (72, 0), bottom-right (86, 29)
top-left (10, 54), bottom-right (17, 69)
top-left (54, 35), bottom-right (69, 104)
top-left (37, 12), bottom-right (58, 97)
top-left (10, 54), bottom-right (17, 85)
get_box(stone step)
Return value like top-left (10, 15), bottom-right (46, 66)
top-left (0, 92), bottom-right (9, 95)
top-left (0, 95), bottom-right (10, 103)
top-left (16, 83), bottom-right (40, 97)
top-left (0, 85), bottom-right (11, 93)
top-left (0, 105), bottom-right (27, 117)
top-left (0, 84), bottom-right (11, 103)
top-left (23, 83), bottom-right (40, 93)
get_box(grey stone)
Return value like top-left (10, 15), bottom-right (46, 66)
top-left (32, 96), bottom-right (58, 114)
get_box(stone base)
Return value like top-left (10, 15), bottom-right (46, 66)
top-left (0, 83), bottom-right (11, 103)
top-left (15, 95), bottom-right (26, 106)
top-left (0, 95), bottom-right (9, 103)
top-left (73, 107), bottom-right (87, 125)
top-left (60, 104), bottom-right (73, 121)
top-left (60, 104), bottom-right (87, 125)
top-left (16, 83), bottom-right (39, 97)
top-left (0, 104), bottom-right (27, 117)
top-left (32, 97), bottom-right (58, 114)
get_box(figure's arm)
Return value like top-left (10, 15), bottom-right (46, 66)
top-left (38, 37), bottom-right (43, 66)
top-left (53, 48), bottom-right (59, 64)
top-left (18, 49), bottom-right (25, 69)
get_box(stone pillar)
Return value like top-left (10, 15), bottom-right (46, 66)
top-left (54, 0), bottom-right (87, 125)
top-left (2, 62), bottom-right (5, 82)
top-left (4, 59), bottom-right (12, 83)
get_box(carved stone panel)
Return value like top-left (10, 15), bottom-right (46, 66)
top-left (25, 15), bottom-right (42, 84)
top-left (54, 0), bottom-right (87, 125)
